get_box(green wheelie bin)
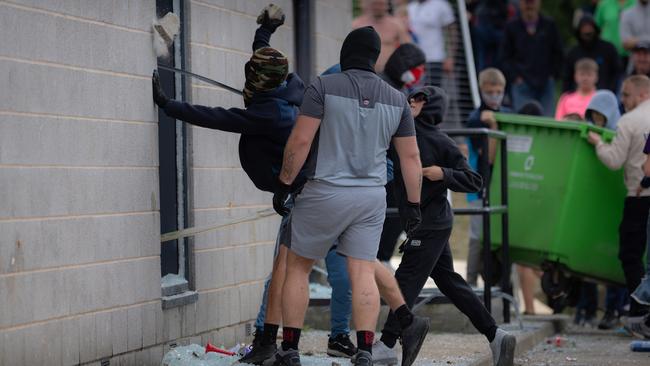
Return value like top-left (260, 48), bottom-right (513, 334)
top-left (488, 113), bottom-right (627, 286)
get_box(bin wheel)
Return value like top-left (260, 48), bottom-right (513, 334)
top-left (541, 268), bottom-right (570, 313)
top-left (481, 252), bottom-right (503, 287)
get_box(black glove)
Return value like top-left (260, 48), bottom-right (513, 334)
top-left (403, 201), bottom-right (422, 237)
top-left (257, 4), bottom-right (285, 32)
top-left (152, 70), bottom-right (169, 108)
top-left (273, 180), bottom-right (292, 216)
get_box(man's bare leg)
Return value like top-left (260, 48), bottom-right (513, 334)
top-left (238, 245), bottom-right (289, 364)
top-left (266, 245), bottom-right (289, 324)
top-left (375, 260), bottom-right (406, 310)
top-left (348, 257), bottom-right (382, 331)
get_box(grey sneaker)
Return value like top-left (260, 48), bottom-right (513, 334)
top-left (269, 348), bottom-right (301, 366)
top-left (371, 340), bottom-right (398, 365)
top-left (352, 350), bottom-right (373, 366)
top-left (489, 328), bottom-right (516, 366)
top-left (400, 316), bottom-right (430, 366)
top-left (624, 315), bottom-right (650, 339)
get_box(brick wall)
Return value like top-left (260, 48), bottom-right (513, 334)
top-left (0, 1), bottom-right (352, 365)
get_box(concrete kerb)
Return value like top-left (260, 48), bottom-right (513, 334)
top-left (468, 315), bottom-right (569, 366)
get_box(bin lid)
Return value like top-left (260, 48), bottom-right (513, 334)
top-left (494, 113), bottom-right (616, 142)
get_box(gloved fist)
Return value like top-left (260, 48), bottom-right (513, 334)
top-left (257, 4), bottom-right (285, 32)
top-left (273, 180), bottom-right (292, 216)
top-left (403, 201), bottom-right (422, 237)
top-left (152, 70), bottom-right (169, 108)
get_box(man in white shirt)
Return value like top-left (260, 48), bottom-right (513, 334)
top-left (588, 75), bottom-right (650, 337)
top-left (407, 0), bottom-right (457, 87)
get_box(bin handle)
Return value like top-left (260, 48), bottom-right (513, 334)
top-left (582, 125), bottom-right (616, 143)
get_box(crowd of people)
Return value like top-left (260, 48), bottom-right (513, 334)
top-left (466, 0), bottom-right (650, 337)
top-left (151, 0), bottom-right (650, 365)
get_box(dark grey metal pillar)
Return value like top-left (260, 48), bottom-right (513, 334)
top-left (293, 0), bottom-right (313, 83)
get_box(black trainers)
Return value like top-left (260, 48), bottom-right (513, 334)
top-left (239, 332), bottom-right (277, 366)
top-left (327, 333), bottom-right (357, 358)
top-left (399, 315), bottom-right (430, 366)
top-left (270, 348), bottom-right (301, 366)
top-left (598, 311), bottom-right (619, 330)
top-left (352, 350), bottom-right (373, 366)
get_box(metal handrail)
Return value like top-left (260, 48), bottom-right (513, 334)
top-left (456, 0), bottom-right (480, 108)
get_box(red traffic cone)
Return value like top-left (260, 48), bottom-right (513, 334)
top-left (205, 342), bottom-right (236, 356)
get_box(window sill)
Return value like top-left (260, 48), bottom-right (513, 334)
top-left (162, 290), bottom-right (198, 309)
top-left (161, 274), bottom-right (197, 309)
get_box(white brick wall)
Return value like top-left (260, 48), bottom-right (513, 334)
top-left (0, 1), bottom-right (351, 364)
top-left (314, 0), bottom-right (352, 75)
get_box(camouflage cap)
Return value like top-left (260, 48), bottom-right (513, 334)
top-left (243, 47), bottom-right (289, 106)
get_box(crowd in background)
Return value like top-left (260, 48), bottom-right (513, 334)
top-left (351, 0), bottom-right (650, 338)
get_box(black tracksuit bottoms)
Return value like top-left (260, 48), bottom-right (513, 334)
top-left (619, 197), bottom-right (650, 315)
top-left (382, 227), bottom-right (497, 339)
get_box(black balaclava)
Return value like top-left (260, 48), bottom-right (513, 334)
top-left (340, 26), bottom-right (381, 73)
top-left (409, 86), bottom-right (449, 126)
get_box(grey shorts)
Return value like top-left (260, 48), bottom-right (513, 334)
top-left (290, 180), bottom-right (386, 261)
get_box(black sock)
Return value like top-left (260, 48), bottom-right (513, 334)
top-left (380, 331), bottom-right (398, 348)
top-left (356, 330), bottom-right (374, 353)
top-left (629, 299), bottom-right (648, 317)
top-left (395, 304), bottom-right (414, 329)
top-left (281, 327), bottom-right (301, 351)
top-left (486, 326), bottom-right (498, 343)
top-left (261, 323), bottom-right (279, 345)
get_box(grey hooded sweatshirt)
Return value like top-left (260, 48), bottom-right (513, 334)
top-left (585, 90), bottom-right (621, 131)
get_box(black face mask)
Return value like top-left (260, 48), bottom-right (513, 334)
top-left (340, 27), bottom-right (381, 73)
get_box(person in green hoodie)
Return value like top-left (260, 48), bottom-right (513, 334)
top-left (594, 0), bottom-right (635, 57)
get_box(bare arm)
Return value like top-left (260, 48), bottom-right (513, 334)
top-left (444, 23), bottom-right (457, 60)
top-left (279, 115), bottom-right (321, 185)
top-left (480, 111), bottom-right (499, 164)
top-left (393, 136), bottom-right (422, 203)
top-left (396, 19), bottom-right (412, 44)
top-left (644, 155), bottom-right (650, 177)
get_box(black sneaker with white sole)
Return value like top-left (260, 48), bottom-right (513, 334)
top-left (327, 333), bottom-right (357, 358)
top-left (399, 315), bottom-right (430, 366)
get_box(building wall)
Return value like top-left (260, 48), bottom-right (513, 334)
top-left (0, 1), bottom-right (351, 365)
top-left (314, 0), bottom-right (352, 75)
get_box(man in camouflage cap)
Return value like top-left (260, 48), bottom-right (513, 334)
top-left (151, 4), bottom-right (304, 314)
top-left (243, 4), bottom-right (289, 105)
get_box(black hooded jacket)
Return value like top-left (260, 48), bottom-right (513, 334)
top-left (381, 43), bottom-right (426, 90)
top-left (162, 27), bottom-right (305, 193)
top-left (392, 86), bottom-right (483, 233)
top-left (562, 16), bottom-right (620, 93)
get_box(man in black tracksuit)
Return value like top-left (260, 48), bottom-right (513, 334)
top-left (373, 86), bottom-right (517, 366)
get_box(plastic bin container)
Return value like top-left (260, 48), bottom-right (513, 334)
top-left (489, 113), bottom-right (627, 285)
